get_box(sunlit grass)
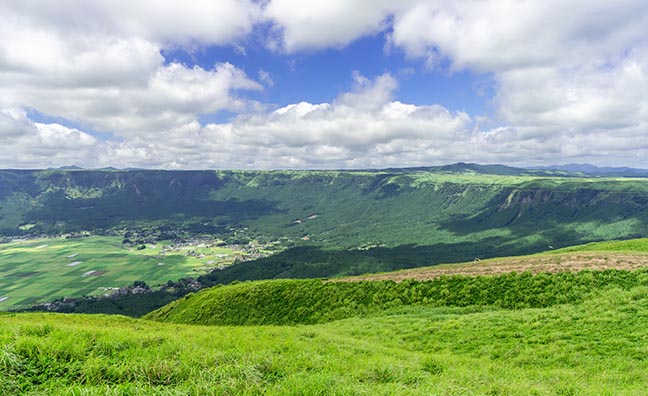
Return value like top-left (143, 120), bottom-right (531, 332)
top-left (552, 238), bottom-right (648, 253)
top-left (2, 284), bottom-right (648, 395)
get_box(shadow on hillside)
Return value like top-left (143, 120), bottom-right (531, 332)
top-left (8, 170), bottom-right (285, 232)
top-left (439, 187), bottom-right (648, 241)
top-left (199, 236), bottom-right (560, 286)
top-left (25, 192), bottom-right (284, 231)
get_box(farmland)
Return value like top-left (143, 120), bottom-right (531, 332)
top-left (0, 236), bottom-right (256, 311)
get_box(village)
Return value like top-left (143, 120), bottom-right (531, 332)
top-left (0, 224), bottom-right (290, 314)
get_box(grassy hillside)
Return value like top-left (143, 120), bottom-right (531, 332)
top-left (145, 269), bottom-right (648, 326)
top-left (2, 282), bottom-right (648, 395)
top-left (551, 238), bottom-right (648, 253)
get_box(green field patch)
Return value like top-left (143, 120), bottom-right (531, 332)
top-left (0, 236), bottom-right (245, 310)
top-left (551, 237), bottom-right (648, 253)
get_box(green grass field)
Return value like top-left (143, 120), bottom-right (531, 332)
top-left (0, 236), bottom-right (242, 310)
top-left (2, 284), bottom-right (648, 395)
top-left (550, 238), bottom-right (648, 253)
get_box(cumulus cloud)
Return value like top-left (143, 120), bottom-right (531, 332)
top-left (494, 52), bottom-right (648, 131)
top-left (0, 108), bottom-right (38, 139)
top-left (0, 73), bottom-right (473, 169)
top-left (0, 1), bottom-right (263, 141)
top-left (385, 0), bottom-right (648, 167)
top-left (0, 109), bottom-right (100, 168)
top-left (1, 0), bottom-right (260, 48)
top-left (1, 0), bottom-right (648, 169)
top-left (389, 0), bottom-right (648, 72)
top-left (259, 0), bottom-right (648, 166)
top-left (3, 69), bottom-right (648, 169)
top-left (113, 73), bottom-right (473, 169)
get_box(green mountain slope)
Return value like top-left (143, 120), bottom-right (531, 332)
top-left (3, 167), bottom-right (648, 281)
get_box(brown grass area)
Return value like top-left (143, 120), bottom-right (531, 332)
top-left (337, 252), bottom-right (648, 282)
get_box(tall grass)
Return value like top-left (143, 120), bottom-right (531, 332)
top-left (3, 283), bottom-right (648, 394)
top-left (146, 268), bottom-right (648, 326)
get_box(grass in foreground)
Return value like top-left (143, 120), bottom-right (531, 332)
top-left (2, 285), bottom-right (648, 395)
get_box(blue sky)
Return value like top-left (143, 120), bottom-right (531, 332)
top-left (164, 32), bottom-right (491, 118)
top-left (1, 1), bottom-right (647, 169)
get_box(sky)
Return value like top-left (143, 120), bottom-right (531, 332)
top-left (1, 0), bottom-right (648, 170)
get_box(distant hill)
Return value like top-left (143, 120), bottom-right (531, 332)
top-left (531, 163), bottom-right (648, 177)
top-left (18, 161), bottom-right (648, 176)
top-left (360, 162), bottom-right (569, 176)
top-left (49, 165), bottom-right (84, 171)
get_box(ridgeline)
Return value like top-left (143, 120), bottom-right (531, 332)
top-left (3, 165), bottom-right (648, 283)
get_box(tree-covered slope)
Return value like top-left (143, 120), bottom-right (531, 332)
top-left (3, 167), bottom-right (648, 280)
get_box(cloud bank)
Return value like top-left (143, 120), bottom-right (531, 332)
top-left (1, 0), bottom-right (647, 168)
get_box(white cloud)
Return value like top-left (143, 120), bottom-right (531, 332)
top-left (0, 73), bottom-right (472, 169)
top-left (0, 1), bottom-right (263, 142)
top-left (494, 51), bottom-right (648, 131)
top-left (390, 0), bottom-right (648, 72)
top-left (1, 1), bottom-right (260, 48)
top-left (384, 0), bottom-right (648, 167)
top-left (259, 0), bottom-right (648, 167)
top-left (0, 1), bottom-right (266, 168)
top-left (0, 108), bottom-right (38, 139)
top-left (0, 61), bottom-right (262, 138)
top-left (263, 0), bottom-right (410, 52)
top-left (0, 111), bottom-right (100, 168)
top-left (1, 0), bottom-right (648, 169)
top-left (3, 69), bottom-right (648, 170)
top-left (109, 73), bottom-right (473, 169)
top-left (258, 69), bottom-right (274, 87)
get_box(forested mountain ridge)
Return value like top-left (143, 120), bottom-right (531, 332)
top-left (2, 165), bottom-right (648, 280)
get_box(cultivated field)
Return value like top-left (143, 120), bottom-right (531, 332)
top-left (0, 236), bottom-right (243, 310)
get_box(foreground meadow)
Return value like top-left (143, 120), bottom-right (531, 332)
top-left (2, 284), bottom-right (648, 395)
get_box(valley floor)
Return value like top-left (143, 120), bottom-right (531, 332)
top-left (2, 285), bottom-right (648, 395)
